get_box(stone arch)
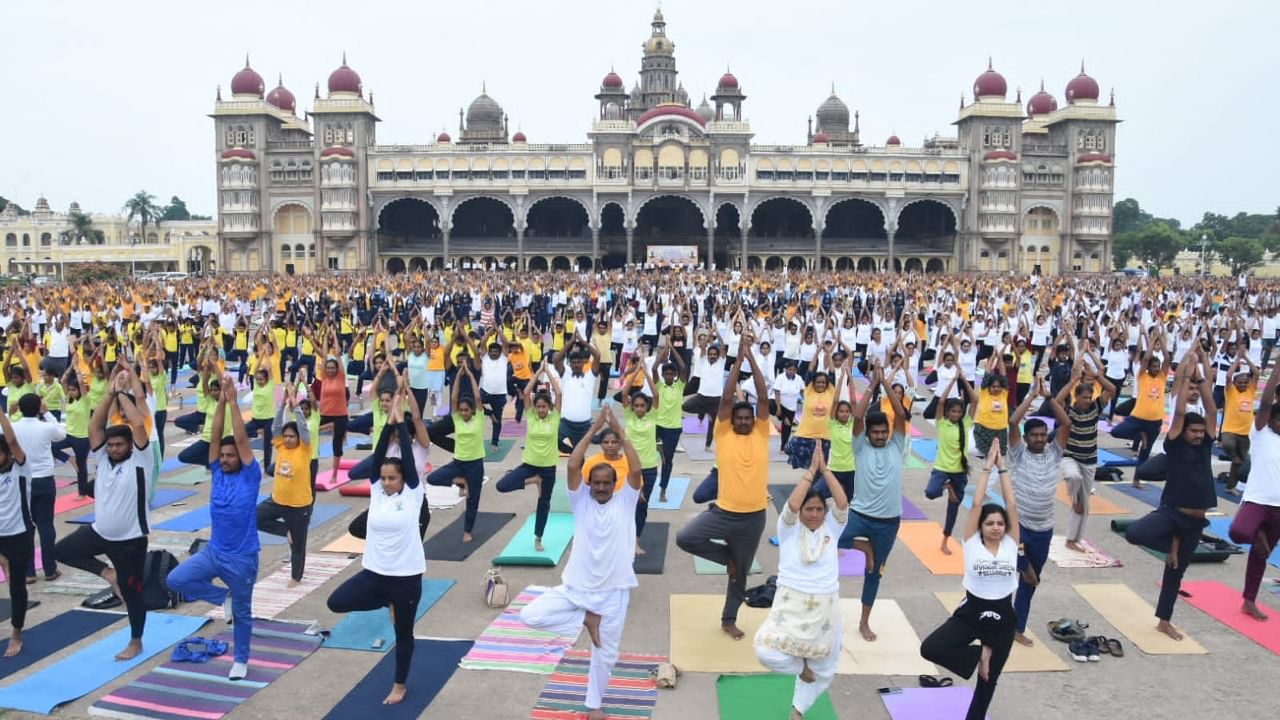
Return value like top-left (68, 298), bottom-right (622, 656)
top-left (818, 256), bottom-right (833, 271)
top-left (857, 257), bottom-right (877, 272)
top-left (430, 257), bottom-right (446, 270)
top-left (904, 257), bottom-right (924, 273)
top-left (451, 196), bottom-right (516, 238)
top-left (375, 195), bottom-right (443, 226)
top-left (632, 194), bottom-right (708, 229)
top-left (788, 256), bottom-right (808, 271)
top-left (894, 197), bottom-right (959, 229)
top-left (408, 257), bottom-right (428, 272)
top-left (765, 256), bottom-right (784, 271)
top-left (747, 256), bottom-right (763, 271)
top-left (822, 197), bottom-right (888, 239)
top-left (575, 256), bottom-right (593, 272)
top-left (378, 197), bottom-right (442, 252)
top-left (552, 256), bottom-right (571, 271)
top-left (528, 256), bottom-right (549, 271)
top-left (599, 201), bottom-right (628, 270)
top-left (386, 257), bottom-right (406, 274)
top-left (747, 196), bottom-right (815, 230)
top-left (894, 198), bottom-right (958, 255)
top-left (926, 258), bottom-right (946, 273)
top-left (634, 195), bottom-right (707, 268)
top-left (525, 195), bottom-right (590, 239)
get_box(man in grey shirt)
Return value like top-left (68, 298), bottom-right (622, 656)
top-left (1007, 378), bottom-right (1069, 647)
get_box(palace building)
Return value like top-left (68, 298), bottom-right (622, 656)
top-left (211, 9), bottom-right (1118, 276)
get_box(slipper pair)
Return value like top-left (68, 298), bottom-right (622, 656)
top-left (918, 674), bottom-right (953, 688)
top-left (1086, 635), bottom-right (1124, 657)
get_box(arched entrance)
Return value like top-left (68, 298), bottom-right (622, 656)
top-left (823, 199), bottom-right (886, 260)
top-left (750, 198), bottom-right (814, 262)
top-left (895, 199), bottom-right (957, 258)
top-left (904, 258), bottom-right (924, 273)
top-left (576, 256), bottom-right (593, 272)
top-left (926, 258), bottom-right (945, 273)
top-left (1021, 207), bottom-right (1061, 275)
top-left (526, 197), bottom-right (589, 242)
top-left (273, 204), bottom-right (312, 274)
top-left (451, 198), bottom-right (515, 266)
top-left (713, 203), bottom-right (741, 270)
top-left (551, 256), bottom-right (571, 271)
top-left (408, 257), bottom-right (428, 272)
top-left (634, 196), bottom-right (704, 268)
top-left (378, 198), bottom-right (441, 259)
top-left (528, 256), bottom-right (549, 271)
top-left (186, 245), bottom-right (215, 275)
top-left (835, 257), bottom-right (855, 271)
top-left (386, 257), bottom-right (406, 274)
top-left (599, 203), bottom-right (626, 270)
top-left (788, 256), bottom-right (808, 272)
top-left (857, 257), bottom-right (877, 272)
top-left (765, 256), bottom-right (784, 272)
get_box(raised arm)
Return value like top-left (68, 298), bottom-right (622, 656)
top-left (1257, 353), bottom-right (1280, 431)
top-left (880, 363), bottom-right (907, 436)
top-left (606, 406), bottom-right (644, 491)
top-left (0, 410), bottom-right (25, 466)
top-left (743, 336), bottom-right (769, 420)
top-left (1008, 376), bottom-right (1043, 447)
top-left (717, 352), bottom-right (746, 423)
top-left (113, 367), bottom-right (150, 451)
top-left (566, 411), bottom-right (609, 491)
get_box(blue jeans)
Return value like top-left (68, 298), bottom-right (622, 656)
top-left (838, 511), bottom-right (901, 607)
top-left (636, 467), bottom-right (658, 537)
top-left (812, 470), bottom-right (855, 503)
top-left (53, 435), bottom-right (90, 496)
top-left (166, 547), bottom-right (258, 663)
top-left (496, 463), bottom-right (556, 538)
top-left (656, 426), bottom-right (681, 490)
top-left (427, 458), bottom-right (485, 533)
top-left (926, 470), bottom-right (969, 537)
top-left (1109, 416), bottom-right (1163, 463)
top-left (1014, 525), bottom-right (1053, 633)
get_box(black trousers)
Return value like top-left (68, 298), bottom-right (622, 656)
top-left (1124, 505), bottom-right (1204, 620)
top-left (327, 570), bottom-right (422, 683)
top-left (682, 394), bottom-right (720, 448)
top-left (675, 506), bottom-right (766, 623)
top-left (256, 500), bottom-right (311, 581)
top-left (56, 526), bottom-right (148, 639)
top-left (27, 477), bottom-right (57, 578)
top-left (920, 592), bottom-right (1016, 720)
top-left (0, 531), bottom-right (33, 629)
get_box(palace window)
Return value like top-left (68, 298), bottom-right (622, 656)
top-left (815, 172), bottom-right (829, 181)
top-left (889, 173), bottom-right (904, 182)
top-left (491, 170), bottom-right (508, 180)
top-left (905, 173), bottom-right (922, 183)
top-left (568, 169), bottom-right (586, 179)
top-left (415, 171), bottom-right (432, 181)
top-left (796, 171), bottom-right (813, 181)
top-left (511, 170), bottom-right (526, 179)
top-left (850, 172), bottom-right (868, 182)
top-left (528, 170), bottom-right (545, 180)
top-left (452, 171), bottom-right (469, 180)
top-left (775, 171), bottom-right (793, 181)
top-left (548, 170), bottom-right (567, 180)
top-left (869, 173), bottom-right (887, 182)
top-left (831, 172), bottom-right (848, 181)
top-left (755, 170), bottom-right (774, 180)
top-left (396, 171), bottom-right (413, 181)
top-left (376, 171), bottom-right (394, 182)
top-left (472, 171), bottom-right (490, 181)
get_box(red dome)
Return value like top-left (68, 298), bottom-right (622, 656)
top-left (983, 150), bottom-right (1017, 161)
top-left (512, 131), bottom-right (527, 142)
top-left (221, 148), bottom-right (256, 161)
top-left (266, 82), bottom-right (296, 113)
top-left (601, 71), bottom-right (624, 89)
top-left (230, 60), bottom-right (264, 97)
top-left (328, 59), bottom-right (362, 96)
top-left (635, 104), bottom-right (707, 127)
top-left (718, 72), bottom-right (739, 90)
top-left (812, 132), bottom-right (829, 144)
top-left (973, 62), bottom-right (1007, 99)
top-left (1026, 86), bottom-right (1057, 116)
top-left (1065, 68), bottom-right (1100, 104)
top-left (1076, 152), bottom-right (1112, 164)
top-left (320, 146), bottom-right (354, 158)
top-left (886, 135), bottom-right (902, 146)
top-left (436, 131), bottom-right (451, 143)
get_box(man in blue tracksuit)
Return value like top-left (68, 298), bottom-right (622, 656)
top-left (166, 376), bottom-right (261, 681)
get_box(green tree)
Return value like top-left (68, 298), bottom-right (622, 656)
top-left (1216, 236), bottom-right (1266, 276)
top-left (190, 213), bottom-right (212, 221)
top-left (1128, 222), bottom-right (1186, 273)
top-left (64, 262), bottom-right (130, 285)
top-left (124, 190), bottom-right (163, 245)
top-left (68, 210), bottom-right (93, 245)
top-left (1112, 198), bottom-right (1152, 235)
top-left (1112, 232), bottom-right (1136, 269)
top-left (161, 196), bottom-right (191, 222)
top-left (0, 197), bottom-right (28, 215)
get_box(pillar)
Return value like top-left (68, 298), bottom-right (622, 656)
top-left (706, 226), bottom-right (715, 270)
top-left (591, 227), bottom-right (600, 271)
top-left (442, 228), bottom-right (451, 268)
top-left (886, 228), bottom-right (896, 273)
top-left (625, 226), bottom-right (634, 267)
top-left (516, 227), bottom-right (525, 270)
top-left (814, 228), bottom-right (823, 272)
top-left (740, 226), bottom-right (749, 271)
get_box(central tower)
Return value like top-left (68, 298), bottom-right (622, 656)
top-left (633, 8), bottom-right (688, 116)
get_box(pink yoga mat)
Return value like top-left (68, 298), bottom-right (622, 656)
top-left (337, 457), bottom-right (360, 471)
top-left (1182, 580), bottom-right (1280, 655)
top-left (881, 687), bottom-right (989, 720)
top-left (838, 549), bottom-right (865, 576)
top-left (500, 419), bottom-right (524, 438)
top-left (316, 468), bottom-right (352, 492)
top-left (54, 492), bottom-right (94, 515)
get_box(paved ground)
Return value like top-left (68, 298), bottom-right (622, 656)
top-left (3, 386), bottom-right (1278, 720)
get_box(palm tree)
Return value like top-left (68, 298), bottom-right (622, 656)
top-left (124, 191), bottom-right (163, 246)
top-left (68, 209), bottom-right (93, 245)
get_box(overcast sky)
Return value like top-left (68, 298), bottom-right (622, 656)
top-left (2, 0), bottom-right (1273, 225)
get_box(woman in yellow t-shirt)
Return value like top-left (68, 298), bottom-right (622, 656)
top-left (972, 371), bottom-right (1010, 457)
top-left (788, 372), bottom-right (836, 469)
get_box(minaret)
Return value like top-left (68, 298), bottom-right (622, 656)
top-left (637, 7), bottom-right (678, 111)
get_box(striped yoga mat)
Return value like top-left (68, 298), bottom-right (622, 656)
top-left (530, 650), bottom-right (663, 720)
top-left (204, 554), bottom-right (354, 620)
top-left (459, 586), bottom-right (581, 674)
top-left (88, 619), bottom-right (322, 720)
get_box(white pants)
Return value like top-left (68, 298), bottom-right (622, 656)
top-left (1061, 458), bottom-right (1096, 543)
top-left (520, 585), bottom-right (630, 711)
top-left (754, 626), bottom-right (842, 714)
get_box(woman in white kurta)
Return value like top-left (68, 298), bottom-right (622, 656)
top-left (754, 452), bottom-right (849, 719)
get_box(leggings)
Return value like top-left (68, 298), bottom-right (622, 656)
top-left (495, 463), bottom-right (556, 538)
top-left (838, 510), bottom-right (901, 607)
top-left (1109, 416), bottom-right (1163, 464)
top-left (656, 426), bottom-right (681, 490)
top-left (770, 401), bottom-right (797, 451)
top-left (0, 531), bottom-right (33, 629)
top-left (244, 418), bottom-right (274, 471)
top-left (481, 391), bottom-right (507, 447)
top-left (1013, 525), bottom-right (1052, 633)
top-left (53, 435), bottom-right (91, 496)
top-left (682, 395), bottom-right (720, 448)
top-left (56, 526), bottom-right (148, 639)
top-left (321, 415), bottom-right (348, 459)
top-left (1229, 501), bottom-right (1280, 603)
top-left (595, 364), bottom-right (613, 401)
top-left (327, 570), bottom-right (422, 684)
top-left (426, 459), bottom-right (485, 533)
top-left (636, 467), bottom-right (658, 537)
top-left (427, 415), bottom-right (455, 455)
top-left (925, 470), bottom-right (968, 538)
top-left (256, 500), bottom-right (311, 581)
top-left (173, 411), bottom-right (205, 435)
top-left (920, 592), bottom-right (1016, 720)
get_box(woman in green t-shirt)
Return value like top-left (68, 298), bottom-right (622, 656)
top-left (815, 369), bottom-right (857, 503)
top-left (623, 363), bottom-right (661, 547)
top-left (425, 363), bottom-right (486, 543)
top-left (243, 367), bottom-right (277, 470)
top-left (52, 368), bottom-right (92, 497)
top-left (495, 367), bottom-right (561, 551)
top-left (651, 344), bottom-right (686, 504)
top-left (925, 374), bottom-right (979, 555)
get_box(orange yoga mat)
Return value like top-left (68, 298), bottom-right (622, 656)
top-left (897, 521), bottom-right (965, 575)
top-left (1056, 482), bottom-right (1128, 515)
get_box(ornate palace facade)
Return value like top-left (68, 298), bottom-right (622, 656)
top-left (212, 9), bottom-right (1118, 275)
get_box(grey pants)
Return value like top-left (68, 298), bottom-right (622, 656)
top-left (1060, 458), bottom-right (1096, 543)
top-left (676, 505), bottom-right (766, 623)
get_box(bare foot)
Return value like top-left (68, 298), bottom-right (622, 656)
top-left (659, 490), bottom-right (668, 504)
top-left (1132, 479), bottom-right (1144, 489)
top-left (1065, 540), bottom-right (1086, 553)
top-left (790, 709), bottom-right (803, 720)
top-left (1156, 620), bottom-right (1183, 641)
top-left (382, 682), bottom-right (407, 705)
top-left (635, 545), bottom-right (646, 556)
top-left (939, 537), bottom-right (952, 556)
top-left (287, 578), bottom-right (301, 588)
top-left (462, 532), bottom-right (474, 543)
top-left (978, 644), bottom-right (993, 681)
top-left (583, 611), bottom-right (603, 648)
top-left (4, 630), bottom-right (21, 658)
top-left (1225, 487), bottom-right (1242, 497)
top-left (944, 482), bottom-right (958, 504)
top-left (798, 659), bottom-right (815, 683)
top-left (454, 478), bottom-right (469, 498)
top-left (524, 476), bottom-right (543, 491)
top-left (1167, 537), bottom-right (1181, 570)
top-left (1242, 601), bottom-right (1269, 621)
top-left (1014, 632), bottom-right (1034, 647)
top-left (534, 538), bottom-right (545, 552)
top-left (115, 638), bottom-right (143, 661)
top-left (859, 622), bottom-right (877, 642)
top-left (721, 622), bottom-right (745, 640)
top-left (1020, 564), bottom-right (1039, 587)
top-left (587, 709), bottom-right (606, 720)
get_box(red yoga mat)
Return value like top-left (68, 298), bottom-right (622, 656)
top-left (1181, 580), bottom-right (1280, 655)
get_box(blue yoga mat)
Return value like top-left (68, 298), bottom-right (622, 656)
top-left (159, 456), bottom-right (186, 474)
top-left (1107, 481), bottom-right (1162, 508)
top-left (323, 579), bottom-right (454, 651)
top-left (1098, 448), bottom-right (1139, 467)
top-left (156, 493), bottom-right (269, 532)
top-left (648, 476), bottom-right (690, 510)
top-left (318, 435), bottom-right (359, 459)
top-left (69, 488), bottom-right (197, 525)
top-left (321, 639), bottom-right (472, 720)
top-left (0, 610), bottom-right (123, 680)
top-left (1213, 479), bottom-right (1244, 505)
top-left (1206, 517), bottom-right (1280, 568)
top-left (259, 503), bottom-right (349, 545)
top-left (961, 471), bottom-right (1006, 510)
top-left (0, 612), bottom-right (208, 714)
top-left (912, 439), bottom-right (938, 462)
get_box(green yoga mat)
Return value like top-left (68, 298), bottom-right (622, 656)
top-left (159, 467), bottom-right (207, 486)
top-left (486, 437), bottom-right (517, 462)
top-left (492, 513), bottom-right (574, 566)
top-left (716, 673), bottom-right (836, 720)
top-left (1108, 518), bottom-right (1233, 563)
top-left (903, 453), bottom-right (927, 470)
top-left (694, 552), bottom-right (763, 576)
top-left (550, 476), bottom-right (572, 514)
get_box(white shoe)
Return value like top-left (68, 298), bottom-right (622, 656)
top-left (228, 660), bottom-right (248, 680)
top-left (676, 443), bottom-right (686, 453)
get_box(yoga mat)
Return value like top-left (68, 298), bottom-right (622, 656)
top-left (337, 457), bottom-right (360, 470)
top-left (459, 586), bottom-right (581, 673)
top-left (324, 579), bottom-right (455, 652)
top-left (934, 591), bottom-right (1070, 671)
top-left (1055, 482), bottom-right (1128, 515)
top-left (716, 673), bottom-right (836, 720)
top-left (88, 619), bottom-right (322, 720)
top-left (486, 437), bottom-right (517, 462)
top-left (258, 502), bottom-right (349, 546)
top-left (69, 488), bottom-right (197, 524)
top-left (633, 522), bottom-right (669, 575)
top-left (880, 686), bottom-right (989, 720)
top-left (838, 549), bottom-right (866, 576)
top-left (1107, 481), bottom-right (1162, 508)
top-left (206, 554), bottom-right (355, 620)
top-left (322, 639), bottom-right (472, 720)
top-left (901, 496), bottom-right (928, 521)
top-left (960, 472), bottom-right (1005, 510)
top-left (648, 475), bottom-right (689, 510)
top-left (314, 468), bottom-right (352, 492)
top-left (500, 418), bottom-right (525, 437)
top-left (1047, 536), bottom-right (1123, 568)
top-left (898, 521), bottom-right (965, 575)
top-left (837, 599), bottom-right (938, 675)
top-left (1206, 517), bottom-right (1280, 568)
top-left (157, 494), bottom-right (268, 532)
top-left (321, 533), bottom-right (366, 555)
top-left (532, 650), bottom-right (663, 720)
top-left (492, 513), bottom-right (574, 567)
top-left (549, 476), bottom-right (572, 513)
top-left (159, 456), bottom-right (186, 474)
top-left (683, 415), bottom-right (709, 435)
top-left (0, 609), bottom-right (121, 681)
top-left (912, 438), bottom-right (938, 462)
top-left (1073, 582), bottom-right (1207, 654)
top-left (317, 435), bottom-right (359, 459)
top-left (684, 444), bottom-right (716, 462)
top-left (158, 467), bottom-right (207, 486)
top-left (0, 612), bottom-right (209, 715)
top-left (1099, 448), bottom-right (1139, 466)
top-left (1179, 580), bottom-right (1280, 655)
top-left (669, 594), bottom-right (768, 673)
top-left (693, 547), bottom-right (763, 575)
top-left (1213, 479), bottom-right (1244, 505)
top-left (338, 481), bottom-right (369, 497)
top-left (53, 491), bottom-right (95, 515)
top-left (904, 453), bottom-right (927, 470)
top-left (424, 511), bottom-right (516, 562)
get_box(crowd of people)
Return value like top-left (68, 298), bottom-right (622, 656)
top-left (0, 268), bottom-right (1276, 717)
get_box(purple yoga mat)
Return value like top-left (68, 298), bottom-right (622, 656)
top-left (838, 549), bottom-right (865, 577)
top-left (881, 687), bottom-right (989, 720)
top-left (500, 419), bottom-right (524, 437)
top-left (683, 416), bottom-right (709, 434)
top-left (901, 497), bottom-right (928, 521)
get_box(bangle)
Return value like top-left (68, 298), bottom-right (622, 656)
top-left (998, 468), bottom-right (1009, 474)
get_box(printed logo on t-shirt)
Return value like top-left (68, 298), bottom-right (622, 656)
top-left (971, 558), bottom-right (1014, 578)
top-left (277, 460), bottom-right (293, 480)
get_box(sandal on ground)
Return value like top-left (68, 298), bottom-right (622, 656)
top-left (1105, 638), bottom-right (1124, 657)
top-left (918, 674), bottom-right (953, 688)
top-left (1087, 635), bottom-right (1111, 654)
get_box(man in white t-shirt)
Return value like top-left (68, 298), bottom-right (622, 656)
top-left (521, 406), bottom-right (643, 720)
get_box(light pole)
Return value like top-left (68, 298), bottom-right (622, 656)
top-left (1199, 233), bottom-right (1208, 275)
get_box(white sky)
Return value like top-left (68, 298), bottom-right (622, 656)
top-left (2, 0), bottom-right (1274, 225)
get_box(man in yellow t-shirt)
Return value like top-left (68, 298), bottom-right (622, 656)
top-left (1220, 358), bottom-right (1259, 494)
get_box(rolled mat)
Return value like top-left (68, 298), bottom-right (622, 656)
top-left (1108, 519), bottom-right (1233, 563)
top-left (0, 612), bottom-right (209, 715)
top-left (459, 586), bottom-right (580, 673)
top-left (88, 619), bottom-right (322, 720)
top-left (647, 475), bottom-right (690, 510)
top-left (1073, 582), bottom-right (1206, 654)
top-left (0, 609), bottom-right (120, 681)
top-left (1056, 482), bottom-right (1129, 515)
top-left (934, 591), bottom-right (1069, 671)
top-left (492, 513), bottom-right (574, 566)
top-left (897, 522), bottom-right (965, 575)
top-left (323, 579), bottom-right (455, 651)
top-left (1206, 517), bottom-right (1280, 568)
top-left (533, 650), bottom-right (664, 720)
top-left (633, 522), bottom-right (669, 575)
top-left (836, 599), bottom-right (937, 676)
top-left (339, 480), bottom-right (370, 497)
top-left (1179, 580), bottom-right (1280, 655)
top-left (424, 511), bottom-right (516, 562)
top-left (322, 639), bottom-right (472, 720)
top-left (717, 673), bottom-right (836, 720)
top-left (880, 686), bottom-right (990, 720)
top-left (259, 503), bottom-right (349, 546)
top-left (69, 488), bottom-right (197, 524)
top-left (315, 468), bottom-right (353, 491)
top-left (669, 594), bottom-right (769, 673)
top-left (337, 457), bottom-right (360, 470)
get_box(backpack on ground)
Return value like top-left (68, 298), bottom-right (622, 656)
top-left (142, 549), bottom-right (182, 610)
top-left (744, 575), bottom-right (778, 608)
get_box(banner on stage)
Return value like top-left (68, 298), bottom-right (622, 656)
top-left (646, 245), bottom-right (698, 268)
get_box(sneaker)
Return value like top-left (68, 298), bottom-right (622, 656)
top-left (1086, 639), bottom-right (1101, 662)
top-left (1068, 640), bottom-right (1091, 663)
